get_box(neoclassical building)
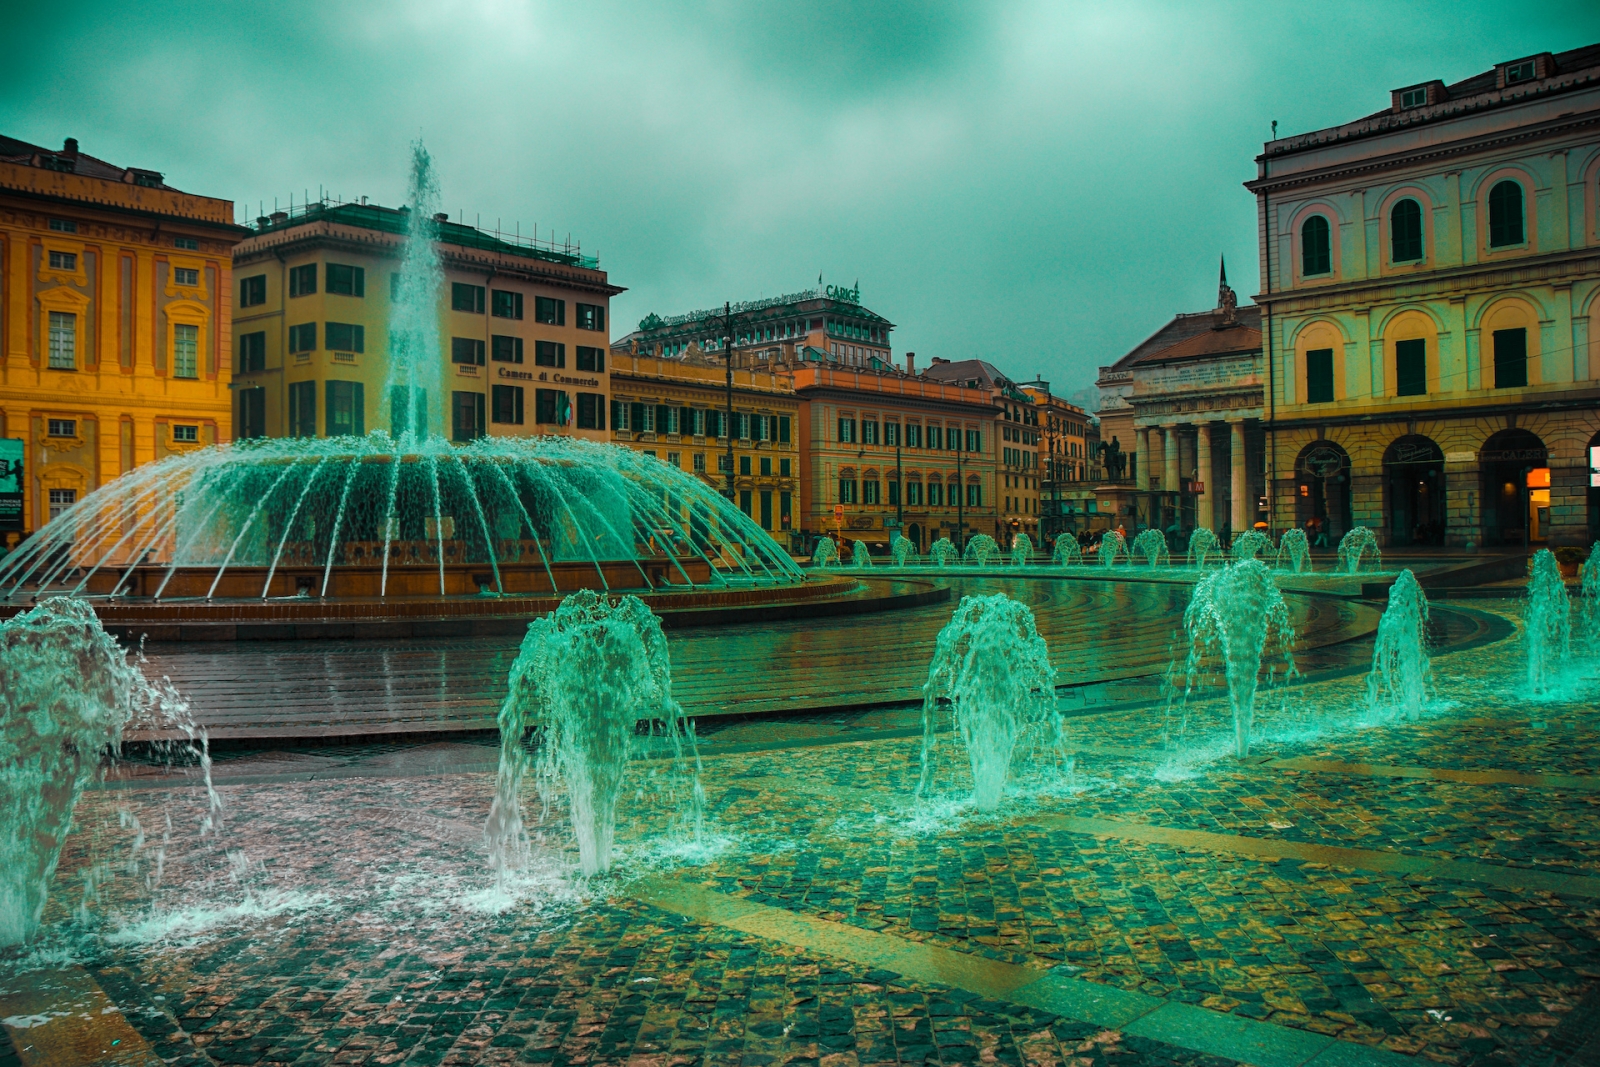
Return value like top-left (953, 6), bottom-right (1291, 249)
top-left (1246, 43), bottom-right (1600, 548)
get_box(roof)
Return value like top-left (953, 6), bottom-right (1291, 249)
top-left (1262, 42), bottom-right (1600, 160)
top-left (1136, 320), bottom-right (1262, 365)
top-left (1102, 306), bottom-right (1261, 375)
top-left (0, 134), bottom-right (175, 190)
top-left (920, 359), bottom-right (1008, 389)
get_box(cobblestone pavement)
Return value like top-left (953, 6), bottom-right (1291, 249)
top-left (3, 595), bottom-right (1597, 1067)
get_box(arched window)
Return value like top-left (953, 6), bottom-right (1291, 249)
top-left (1488, 180), bottom-right (1524, 247)
top-left (1390, 199), bottom-right (1423, 262)
top-left (1300, 215), bottom-right (1331, 276)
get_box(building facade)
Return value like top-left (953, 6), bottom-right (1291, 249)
top-left (1246, 43), bottom-right (1600, 548)
top-left (1019, 380), bottom-right (1095, 541)
top-left (231, 201), bottom-right (620, 445)
top-left (0, 136), bottom-right (248, 544)
top-left (606, 348), bottom-right (801, 547)
top-left (920, 357), bottom-right (1042, 545)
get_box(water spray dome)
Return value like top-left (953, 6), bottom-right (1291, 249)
top-left (0, 435), bottom-right (804, 602)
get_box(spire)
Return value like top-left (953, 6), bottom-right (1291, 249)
top-left (1216, 254), bottom-right (1238, 326)
top-left (1219, 254), bottom-right (1227, 287)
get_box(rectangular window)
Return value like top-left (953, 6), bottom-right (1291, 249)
top-left (694, 453), bottom-right (706, 473)
top-left (780, 458), bottom-right (791, 477)
top-left (967, 429), bottom-right (980, 452)
top-left (238, 387), bottom-right (266, 440)
top-left (325, 322), bottom-right (364, 353)
top-left (740, 490), bottom-right (752, 517)
top-left (535, 389), bottom-right (569, 425)
top-left (679, 406), bottom-right (693, 435)
top-left (928, 482), bottom-right (942, 506)
top-left (48, 218), bottom-right (77, 233)
top-left (612, 399), bottom-right (627, 429)
top-left (760, 456), bottom-right (772, 476)
top-left (492, 384), bottom-right (525, 425)
top-left (535, 340), bottom-right (565, 368)
top-left (947, 428), bottom-right (961, 450)
top-left (862, 480), bottom-right (880, 504)
top-left (492, 290), bottom-right (524, 319)
top-left (535, 297), bottom-right (565, 325)
top-left (452, 283), bottom-right (485, 313)
top-left (325, 263), bottom-right (365, 297)
top-left (575, 303), bottom-right (605, 331)
top-left (453, 390), bottom-right (486, 440)
top-left (657, 405), bottom-right (676, 434)
top-left (780, 491), bottom-right (792, 527)
top-left (926, 424), bottom-right (941, 449)
top-left (906, 481), bottom-right (922, 506)
top-left (714, 410), bottom-right (728, 439)
top-left (666, 452), bottom-right (680, 468)
top-left (1493, 328), bottom-right (1528, 389)
top-left (173, 323), bottom-right (199, 378)
top-left (240, 274), bottom-right (267, 307)
top-left (885, 422), bottom-right (899, 447)
top-left (718, 453), bottom-right (732, 473)
top-left (888, 480), bottom-right (900, 506)
top-left (1305, 348), bottom-right (1334, 404)
top-left (778, 415), bottom-right (790, 444)
top-left (173, 236), bottom-right (199, 250)
top-left (47, 310), bottom-right (76, 369)
top-left (760, 490), bottom-right (773, 530)
top-left (631, 402), bottom-right (649, 433)
top-left (576, 346), bottom-right (605, 372)
top-left (1504, 60), bottom-right (1535, 84)
top-left (47, 418), bottom-right (75, 437)
top-left (48, 488), bottom-right (76, 521)
top-left (1395, 339), bottom-right (1426, 396)
top-left (906, 424), bottom-right (922, 448)
top-left (692, 409), bottom-right (706, 437)
top-left (451, 337), bottom-right (486, 365)
top-left (289, 380), bottom-right (317, 437)
top-left (837, 417), bottom-right (856, 443)
top-left (325, 380), bottom-right (365, 437)
top-left (289, 263), bottom-right (316, 296)
top-left (966, 483), bottom-right (981, 507)
top-left (48, 251), bottom-right (78, 271)
top-left (576, 392), bottom-right (604, 430)
top-left (288, 322), bottom-right (317, 354)
top-left (1400, 86), bottom-right (1429, 109)
top-left (492, 335), bottom-right (524, 363)
top-left (740, 455), bottom-right (752, 476)
top-left (862, 420), bottom-right (879, 445)
top-left (838, 478), bottom-right (857, 504)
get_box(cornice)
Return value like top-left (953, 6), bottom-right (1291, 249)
top-left (1253, 247), bottom-right (1600, 312)
top-left (1268, 388), bottom-right (1600, 433)
top-left (795, 383), bottom-right (995, 417)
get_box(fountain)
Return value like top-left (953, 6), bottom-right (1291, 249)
top-left (916, 594), bottom-right (1061, 811)
top-left (1010, 533), bottom-right (1034, 567)
top-left (1365, 569), bottom-right (1432, 718)
top-left (1186, 527), bottom-right (1221, 568)
top-left (1230, 530), bottom-right (1273, 562)
top-left (385, 139), bottom-right (445, 441)
top-left (964, 534), bottom-right (1000, 566)
top-left (1337, 527), bottom-right (1382, 575)
top-left (851, 539), bottom-right (874, 567)
top-left (930, 538), bottom-right (958, 566)
top-left (1582, 543), bottom-right (1600, 651)
top-left (1171, 560), bottom-right (1297, 758)
top-left (811, 536), bottom-right (839, 569)
top-left (1525, 549), bottom-right (1572, 696)
top-left (1131, 529), bottom-right (1169, 566)
top-left (486, 591), bottom-right (700, 878)
top-left (891, 535), bottom-right (915, 566)
top-left (1276, 528), bottom-right (1313, 573)
top-left (1052, 536), bottom-right (1082, 567)
top-left (1098, 529), bottom-right (1128, 567)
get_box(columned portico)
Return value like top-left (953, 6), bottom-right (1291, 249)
top-left (1135, 427), bottom-right (1150, 491)
top-left (1196, 424), bottom-right (1214, 531)
top-left (1230, 420), bottom-right (1248, 532)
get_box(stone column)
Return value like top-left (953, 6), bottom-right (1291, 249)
top-left (1135, 427), bottom-right (1150, 491)
top-left (1163, 425), bottom-right (1180, 497)
top-left (1196, 423), bottom-right (1214, 532)
top-left (1230, 421), bottom-right (1248, 532)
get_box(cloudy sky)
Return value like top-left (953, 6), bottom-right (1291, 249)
top-left (5, 1), bottom-right (1596, 397)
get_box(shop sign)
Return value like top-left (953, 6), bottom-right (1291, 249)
top-left (1, 439), bottom-right (25, 531)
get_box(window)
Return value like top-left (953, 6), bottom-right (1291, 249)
top-left (611, 399), bottom-right (627, 429)
top-left (493, 384), bottom-right (525, 425)
top-left (47, 311), bottom-right (76, 369)
top-left (1400, 86), bottom-right (1429, 109)
top-left (452, 283), bottom-right (485, 313)
top-left (966, 483), bottom-right (981, 507)
top-left (1300, 215), bottom-right (1331, 276)
top-left (906, 481), bottom-right (922, 506)
top-left (1504, 60), bottom-right (1536, 84)
top-left (576, 392), bottom-right (604, 429)
top-left (48, 218), bottom-right (76, 233)
top-left (693, 409), bottom-right (707, 436)
top-left (718, 453), bottom-right (732, 472)
top-left (535, 341), bottom-right (565, 368)
top-left (325, 322), bottom-right (364, 353)
top-left (48, 251), bottom-right (77, 271)
top-left (667, 453), bottom-right (681, 468)
top-left (492, 290), bottom-right (524, 319)
top-left (967, 429), bottom-right (981, 452)
top-left (576, 346), bottom-right (605, 372)
top-left (238, 387), bottom-right (266, 440)
top-left (693, 453), bottom-right (706, 473)
top-left (48, 489), bottom-right (76, 521)
top-left (780, 458), bottom-right (791, 477)
top-left (740, 456), bottom-right (752, 476)
top-left (862, 420), bottom-right (879, 445)
top-left (761, 491), bottom-right (773, 529)
top-left (1493, 328), bottom-right (1527, 389)
top-left (47, 418), bottom-right (75, 437)
top-left (492, 335), bottom-right (524, 363)
top-left (575, 303), bottom-right (605, 331)
top-left (778, 416), bottom-right (790, 444)
top-left (289, 263), bottom-right (317, 296)
top-left (240, 275), bottom-right (266, 308)
top-left (838, 478), bottom-right (857, 504)
top-left (453, 391), bottom-right (486, 440)
top-left (173, 323), bottom-right (199, 378)
top-left (172, 266), bottom-right (200, 287)
top-left (712, 410), bottom-right (728, 438)
top-left (906, 424), bottom-right (922, 448)
top-left (535, 297), bottom-right (565, 325)
top-left (1488, 181), bottom-right (1524, 247)
top-left (928, 481), bottom-right (942, 506)
top-left (740, 490), bottom-right (752, 517)
top-left (885, 422), bottom-right (899, 447)
top-left (319, 263), bottom-right (362, 298)
top-left (326, 381), bottom-right (365, 436)
top-left (838, 417), bottom-right (856, 443)
top-left (173, 236), bottom-right (199, 250)
top-left (737, 412), bottom-right (751, 440)
top-left (947, 428), bottom-right (961, 450)
top-left (451, 337), bottom-right (485, 365)
top-left (1395, 339), bottom-right (1426, 396)
top-left (760, 456), bottom-right (772, 476)
top-left (862, 479), bottom-right (880, 504)
top-left (289, 380), bottom-right (317, 437)
top-left (289, 322), bottom-right (317, 354)
top-left (631, 402), bottom-right (651, 433)
top-left (887, 480), bottom-right (900, 506)
top-left (1305, 348), bottom-right (1334, 404)
top-left (535, 389), bottom-right (569, 425)
top-left (1390, 199), bottom-right (1423, 262)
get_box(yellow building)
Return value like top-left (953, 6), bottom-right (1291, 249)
top-left (0, 135), bottom-right (247, 543)
top-left (231, 200), bottom-right (619, 443)
top-left (607, 346), bottom-right (801, 547)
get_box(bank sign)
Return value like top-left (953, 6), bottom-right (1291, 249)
top-left (0, 438), bottom-right (22, 531)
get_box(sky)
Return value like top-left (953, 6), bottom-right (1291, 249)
top-left (4, 1), bottom-right (1597, 399)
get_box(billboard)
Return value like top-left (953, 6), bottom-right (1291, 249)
top-left (0, 438), bottom-right (22, 532)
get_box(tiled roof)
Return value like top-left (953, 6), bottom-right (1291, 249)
top-left (921, 359), bottom-right (1008, 388)
top-left (1136, 322), bottom-right (1262, 365)
top-left (1105, 306), bottom-right (1261, 373)
top-left (0, 134), bottom-right (176, 190)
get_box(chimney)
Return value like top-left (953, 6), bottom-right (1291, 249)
top-left (63, 137), bottom-right (79, 155)
top-left (906, 352), bottom-right (916, 375)
top-left (269, 211), bottom-right (288, 225)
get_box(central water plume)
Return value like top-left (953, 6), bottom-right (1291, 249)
top-left (1172, 560), bottom-right (1297, 757)
top-left (1525, 549), bottom-right (1572, 696)
top-left (1131, 529), bottom-right (1169, 566)
top-left (891, 535), bottom-right (915, 567)
top-left (916, 594), bottom-right (1060, 811)
top-left (1098, 529), bottom-right (1127, 567)
top-left (851, 539), bottom-right (873, 567)
top-left (385, 139), bottom-right (445, 440)
top-left (1010, 533), bottom-right (1033, 567)
top-left (811, 537), bottom-right (839, 569)
top-left (1365, 569), bottom-right (1432, 718)
top-left (1337, 527), bottom-right (1381, 574)
top-left (486, 591), bottom-right (699, 878)
top-left (1186, 528), bottom-right (1221, 568)
top-left (930, 538), bottom-right (958, 566)
top-left (964, 534), bottom-right (1000, 566)
top-left (1052, 536), bottom-right (1082, 567)
top-left (1276, 529), bottom-right (1312, 573)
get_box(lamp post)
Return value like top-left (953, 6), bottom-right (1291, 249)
top-left (722, 301), bottom-right (735, 501)
top-left (895, 438), bottom-right (903, 537)
top-left (955, 435), bottom-right (964, 550)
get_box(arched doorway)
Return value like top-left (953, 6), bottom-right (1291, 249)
top-left (1383, 435), bottom-right (1445, 546)
top-left (907, 523), bottom-right (922, 552)
top-left (1294, 440), bottom-right (1351, 543)
top-left (1479, 428), bottom-right (1547, 547)
top-left (1588, 432), bottom-right (1600, 543)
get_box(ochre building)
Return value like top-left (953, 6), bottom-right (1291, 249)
top-left (0, 135), bottom-right (248, 542)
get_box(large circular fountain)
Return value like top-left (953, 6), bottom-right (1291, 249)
top-left (0, 434), bottom-right (803, 605)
